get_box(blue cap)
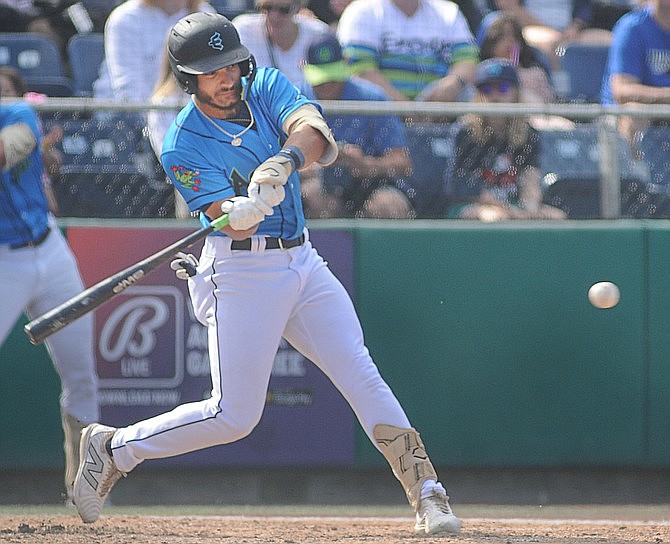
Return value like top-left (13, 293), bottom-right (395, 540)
top-left (474, 58), bottom-right (520, 88)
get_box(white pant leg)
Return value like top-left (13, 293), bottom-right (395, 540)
top-left (112, 237), bottom-right (301, 473)
top-left (25, 229), bottom-right (99, 423)
top-left (282, 242), bottom-right (411, 445)
top-left (0, 245), bottom-right (38, 344)
top-left (0, 229), bottom-right (98, 423)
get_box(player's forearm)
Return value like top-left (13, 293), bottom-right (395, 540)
top-left (613, 83), bottom-right (670, 105)
top-left (352, 149), bottom-right (412, 179)
top-left (283, 126), bottom-right (328, 169)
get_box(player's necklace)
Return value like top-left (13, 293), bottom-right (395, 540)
top-left (194, 100), bottom-right (254, 147)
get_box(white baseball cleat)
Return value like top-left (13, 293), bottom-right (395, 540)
top-left (414, 490), bottom-right (462, 535)
top-left (73, 424), bottom-right (125, 523)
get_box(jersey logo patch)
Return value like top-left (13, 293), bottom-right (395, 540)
top-left (171, 165), bottom-right (202, 192)
top-left (209, 32), bottom-right (225, 52)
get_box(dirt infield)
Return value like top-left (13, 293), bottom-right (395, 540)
top-left (1, 507), bottom-right (669, 544)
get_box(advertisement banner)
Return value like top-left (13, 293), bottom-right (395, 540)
top-left (67, 226), bottom-right (355, 466)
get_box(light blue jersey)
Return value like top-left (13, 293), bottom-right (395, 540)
top-left (0, 101), bottom-right (47, 246)
top-left (162, 67), bottom-right (318, 240)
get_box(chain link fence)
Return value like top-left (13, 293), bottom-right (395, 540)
top-left (13, 98), bottom-right (670, 220)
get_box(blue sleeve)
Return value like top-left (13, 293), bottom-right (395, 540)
top-left (609, 16), bottom-right (645, 80)
top-left (368, 115), bottom-right (408, 154)
top-left (6, 102), bottom-right (41, 145)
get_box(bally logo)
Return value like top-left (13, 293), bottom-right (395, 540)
top-left (83, 441), bottom-right (104, 490)
top-left (208, 32), bottom-right (224, 51)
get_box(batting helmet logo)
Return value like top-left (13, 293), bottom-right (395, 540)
top-left (208, 32), bottom-right (225, 51)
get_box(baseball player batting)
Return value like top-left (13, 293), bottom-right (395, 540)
top-left (72, 12), bottom-right (460, 536)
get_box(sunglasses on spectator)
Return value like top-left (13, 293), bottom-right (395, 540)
top-left (478, 81), bottom-right (514, 95)
top-left (259, 3), bottom-right (293, 14)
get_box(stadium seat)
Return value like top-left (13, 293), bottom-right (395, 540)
top-left (66, 33), bottom-right (104, 96)
top-left (404, 123), bottom-right (458, 218)
top-left (540, 124), bottom-right (670, 218)
top-left (0, 32), bottom-right (65, 78)
top-left (638, 126), bottom-right (670, 189)
top-left (50, 114), bottom-right (151, 172)
top-left (210, 0), bottom-right (254, 18)
top-left (556, 44), bottom-right (610, 103)
top-left (53, 171), bottom-right (175, 218)
top-left (25, 75), bottom-right (74, 97)
top-left (46, 112), bottom-right (174, 218)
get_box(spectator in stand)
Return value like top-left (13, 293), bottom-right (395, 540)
top-left (0, 0), bottom-right (65, 49)
top-left (233, 0), bottom-right (330, 89)
top-left (0, 66), bottom-right (63, 215)
top-left (487, 0), bottom-right (612, 70)
top-left (455, 0), bottom-right (488, 33)
top-left (300, 33), bottom-right (415, 218)
top-left (477, 10), bottom-right (555, 103)
top-left (94, 0), bottom-right (215, 101)
top-left (0, 1), bottom-right (124, 59)
top-left (601, 0), bottom-right (670, 155)
top-left (305, 0), bottom-right (353, 29)
top-left (336, 0), bottom-right (479, 102)
top-left (447, 58), bottom-right (567, 220)
top-left (147, 45), bottom-right (192, 217)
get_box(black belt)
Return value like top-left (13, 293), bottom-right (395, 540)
top-left (10, 227), bottom-right (51, 249)
top-left (230, 234), bottom-right (305, 250)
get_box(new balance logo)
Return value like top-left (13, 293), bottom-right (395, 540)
top-left (82, 442), bottom-right (104, 490)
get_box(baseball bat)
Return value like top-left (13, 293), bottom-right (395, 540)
top-left (24, 214), bottom-right (229, 345)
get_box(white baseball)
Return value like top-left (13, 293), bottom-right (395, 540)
top-left (588, 281), bottom-right (620, 309)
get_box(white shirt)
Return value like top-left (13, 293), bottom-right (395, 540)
top-left (93, 0), bottom-right (215, 100)
top-left (524, 0), bottom-right (572, 31)
top-left (232, 12), bottom-right (329, 89)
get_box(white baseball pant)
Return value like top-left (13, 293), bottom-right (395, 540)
top-left (111, 231), bottom-right (411, 472)
top-left (0, 223), bottom-right (99, 423)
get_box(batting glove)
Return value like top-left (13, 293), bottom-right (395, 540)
top-left (221, 196), bottom-right (267, 231)
top-left (170, 252), bottom-right (198, 280)
top-left (250, 147), bottom-right (303, 186)
top-left (247, 180), bottom-right (285, 211)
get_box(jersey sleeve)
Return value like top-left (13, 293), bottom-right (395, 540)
top-left (252, 67), bottom-right (320, 133)
top-left (5, 102), bottom-right (41, 144)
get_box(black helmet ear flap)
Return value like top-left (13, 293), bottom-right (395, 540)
top-left (239, 54), bottom-right (252, 77)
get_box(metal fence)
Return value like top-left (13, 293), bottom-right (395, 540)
top-left (8, 97), bottom-right (670, 220)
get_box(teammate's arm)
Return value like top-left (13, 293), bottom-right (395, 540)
top-left (0, 122), bottom-right (37, 170)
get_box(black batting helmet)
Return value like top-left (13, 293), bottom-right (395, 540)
top-left (167, 12), bottom-right (253, 94)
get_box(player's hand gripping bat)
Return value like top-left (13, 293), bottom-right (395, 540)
top-left (24, 214), bottom-right (229, 345)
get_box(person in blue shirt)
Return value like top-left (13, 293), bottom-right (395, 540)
top-left (301, 32), bottom-right (414, 218)
top-left (72, 12), bottom-right (462, 536)
top-left (601, 0), bottom-right (670, 156)
top-left (0, 99), bottom-right (99, 506)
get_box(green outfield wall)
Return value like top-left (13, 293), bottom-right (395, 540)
top-left (2, 220), bottom-right (669, 470)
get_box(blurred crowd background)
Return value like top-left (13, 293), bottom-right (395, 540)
top-left (2, 0), bottom-right (668, 221)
